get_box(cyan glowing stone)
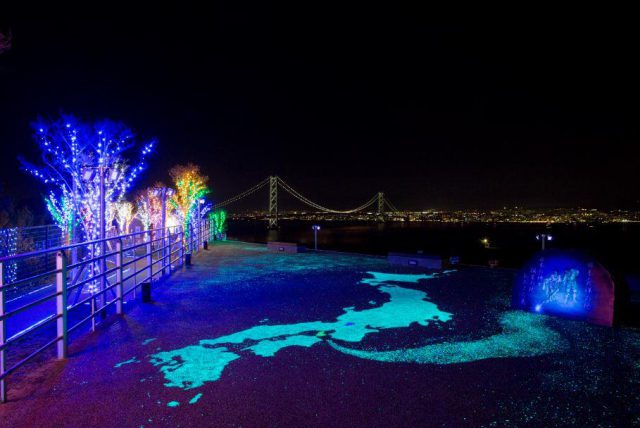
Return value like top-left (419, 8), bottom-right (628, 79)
top-left (200, 271), bottom-right (450, 346)
top-left (150, 346), bottom-right (240, 390)
top-left (149, 271), bottom-right (451, 391)
top-left (328, 311), bottom-right (567, 364)
top-left (147, 270), bottom-right (565, 397)
top-left (114, 357), bottom-right (139, 368)
top-left (362, 272), bottom-right (437, 284)
top-left (245, 334), bottom-right (323, 357)
top-left (189, 393), bottom-right (203, 404)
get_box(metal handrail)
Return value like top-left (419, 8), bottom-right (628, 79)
top-left (0, 292), bottom-right (62, 323)
top-left (0, 335), bottom-right (62, 381)
top-left (0, 220), bottom-right (215, 402)
top-left (0, 314), bottom-right (59, 352)
top-left (0, 226), bottom-right (177, 264)
top-left (0, 229), bottom-right (184, 291)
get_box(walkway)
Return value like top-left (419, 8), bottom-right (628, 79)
top-left (0, 241), bottom-right (638, 427)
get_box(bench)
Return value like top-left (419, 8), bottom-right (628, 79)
top-left (387, 252), bottom-right (443, 269)
top-left (267, 241), bottom-right (306, 253)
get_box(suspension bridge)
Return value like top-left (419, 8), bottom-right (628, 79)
top-left (212, 176), bottom-right (401, 228)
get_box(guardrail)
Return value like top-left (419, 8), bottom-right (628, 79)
top-left (0, 219), bottom-right (213, 403)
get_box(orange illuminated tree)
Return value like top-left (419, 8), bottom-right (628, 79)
top-left (168, 164), bottom-right (209, 236)
top-left (135, 184), bottom-right (165, 231)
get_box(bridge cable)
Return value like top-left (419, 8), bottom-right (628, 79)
top-left (212, 177), bottom-right (270, 209)
top-left (277, 177), bottom-right (378, 214)
top-left (384, 198), bottom-right (400, 213)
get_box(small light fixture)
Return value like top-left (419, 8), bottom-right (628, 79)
top-left (81, 168), bottom-right (95, 182)
top-left (109, 168), bottom-right (120, 182)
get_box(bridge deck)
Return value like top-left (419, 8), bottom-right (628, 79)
top-left (0, 241), bottom-right (638, 426)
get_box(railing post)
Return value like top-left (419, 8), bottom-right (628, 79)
top-left (133, 236), bottom-right (138, 298)
top-left (189, 224), bottom-right (198, 254)
top-left (91, 294), bottom-right (96, 332)
top-left (167, 231), bottom-right (172, 275)
top-left (189, 224), bottom-right (194, 255)
top-left (180, 228), bottom-right (184, 267)
top-left (116, 239), bottom-right (123, 315)
top-left (1, 262), bottom-right (7, 402)
top-left (147, 230), bottom-right (153, 283)
top-left (161, 227), bottom-right (167, 276)
top-left (56, 251), bottom-right (68, 359)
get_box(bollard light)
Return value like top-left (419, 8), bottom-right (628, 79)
top-left (312, 225), bottom-right (320, 250)
top-left (536, 233), bottom-right (553, 250)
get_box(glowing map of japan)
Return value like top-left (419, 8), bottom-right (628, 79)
top-left (140, 271), bottom-right (566, 401)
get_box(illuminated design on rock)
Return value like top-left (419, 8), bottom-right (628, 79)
top-left (513, 250), bottom-right (615, 326)
top-left (143, 271), bottom-right (565, 399)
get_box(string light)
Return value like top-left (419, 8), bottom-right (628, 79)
top-left (0, 227), bottom-right (18, 283)
top-left (20, 115), bottom-right (157, 242)
top-left (209, 210), bottom-right (227, 237)
top-left (20, 115), bottom-right (157, 294)
top-left (169, 164), bottom-right (210, 238)
top-left (113, 201), bottom-right (135, 234)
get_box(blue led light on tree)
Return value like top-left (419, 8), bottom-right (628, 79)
top-left (19, 114), bottom-right (156, 243)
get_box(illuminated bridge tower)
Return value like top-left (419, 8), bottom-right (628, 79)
top-left (378, 192), bottom-right (385, 215)
top-left (268, 176), bottom-right (278, 229)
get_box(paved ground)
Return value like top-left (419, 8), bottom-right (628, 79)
top-left (1, 241), bottom-right (639, 427)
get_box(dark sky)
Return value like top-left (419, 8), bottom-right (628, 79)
top-left (1, 8), bottom-right (639, 213)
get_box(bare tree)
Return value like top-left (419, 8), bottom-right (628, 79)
top-left (0, 30), bottom-right (11, 55)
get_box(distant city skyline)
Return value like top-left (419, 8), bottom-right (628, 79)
top-left (231, 207), bottom-right (640, 224)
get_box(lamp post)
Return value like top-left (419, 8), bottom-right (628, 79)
top-left (536, 233), bottom-right (553, 250)
top-left (81, 166), bottom-right (121, 313)
top-left (312, 225), bottom-right (321, 250)
top-left (152, 187), bottom-right (175, 275)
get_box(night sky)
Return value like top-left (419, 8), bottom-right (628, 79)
top-left (1, 9), bottom-right (638, 214)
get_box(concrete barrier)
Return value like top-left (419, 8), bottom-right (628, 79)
top-left (267, 241), bottom-right (306, 253)
top-left (387, 252), bottom-right (443, 269)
